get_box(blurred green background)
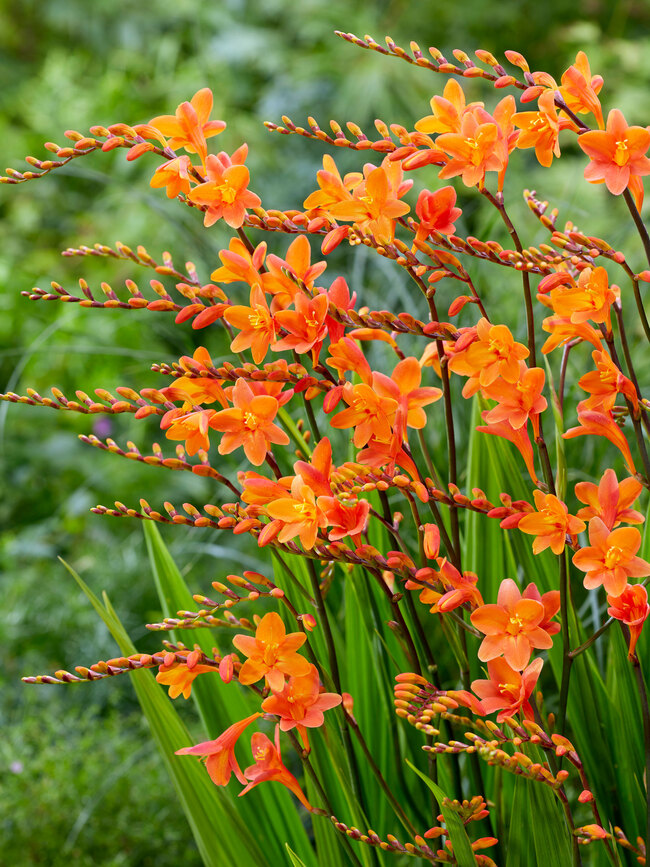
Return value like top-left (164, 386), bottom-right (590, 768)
top-left (2, 1), bottom-right (650, 863)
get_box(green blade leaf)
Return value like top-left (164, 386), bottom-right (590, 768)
top-left (59, 557), bottom-right (266, 867)
top-left (405, 758), bottom-right (477, 867)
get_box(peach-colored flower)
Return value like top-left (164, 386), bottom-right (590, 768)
top-left (579, 109), bottom-right (650, 198)
top-left (482, 365), bottom-right (547, 437)
top-left (188, 146), bottom-right (261, 228)
top-left (232, 612), bottom-right (311, 691)
top-left (564, 408), bottom-right (636, 475)
top-left (156, 659), bottom-right (217, 699)
top-left (578, 350), bottom-right (638, 413)
top-left (261, 664), bottom-right (342, 751)
top-left (575, 468), bottom-right (644, 530)
top-left (224, 285), bottom-right (277, 363)
top-left (210, 377), bottom-right (289, 466)
top-left (471, 579), bottom-right (555, 670)
top-left (448, 318), bottom-right (529, 395)
top-left (513, 89), bottom-right (563, 167)
top-left (572, 518), bottom-right (650, 596)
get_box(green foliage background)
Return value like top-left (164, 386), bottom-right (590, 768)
top-left (2, 0), bottom-right (650, 863)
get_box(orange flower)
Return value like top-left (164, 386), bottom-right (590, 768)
top-left (436, 110), bottom-right (505, 189)
top-left (607, 584), bottom-right (650, 659)
top-left (175, 712), bottom-right (261, 786)
top-left (161, 408), bottom-right (218, 456)
top-left (210, 377), bottom-right (289, 466)
top-left (415, 79), bottom-right (483, 136)
top-left (471, 657), bottom-right (543, 722)
top-left (232, 611), bottom-right (311, 691)
top-left (578, 349), bottom-right (638, 413)
top-left (273, 293), bottom-right (329, 360)
top-left (329, 382), bottom-right (397, 447)
top-left (540, 313), bottom-right (604, 355)
top-left (579, 109), bottom-right (650, 199)
top-left (414, 186), bottom-right (462, 244)
top-left (156, 659), bottom-right (217, 699)
top-left (572, 518), bottom-right (650, 596)
top-left (150, 88), bottom-right (226, 166)
top-left (477, 414), bottom-right (539, 484)
top-left (470, 579), bottom-right (555, 670)
top-left (513, 90), bottom-right (563, 167)
top-left (261, 664), bottom-right (342, 751)
top-left (372, 356), bottom-right (443, 432)
top-left (150, 155), bottom-right (193, 198)
top-left (448, 318), bottom-right (529, 394)
top-left (326, 338), bottom-right (372, 384)
top-left (414, 559), bottom-right (483, 613)
top-left (564, 408), bottom-right (636, 475)
top-left (575, 468), bottom-right (644, 529)
top-left (210, 236), bottom-right (267, 288)
top-left (546, 267), bottom-right (618, 331)
top-left (517, 490), bottom-right (586, 555)
top-left (303, 153), bottom-right (361, 216)
top-left (522, 583), bottom-right (561, 636)
top-left (240, 729), bottom-right (313, 811)
top-left (188, 146), bottom-right (261, 228)
top-left (265, 234), bottom-right (328, 311)
top-left (324, 157), bottom-right (412, 242)
top-left (265, 474), bottom-right (328, 549)
top-left (558, 51), bottom-right (604, 129)
top-left (482, 365), bottom-right (547, 437)
top-left (224, 286), bottom-right (277, 363)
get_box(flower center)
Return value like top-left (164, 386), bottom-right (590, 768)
top-left (216, 182), bottom-right (237, 204)
top-left (614, 139), bottom-right (629, 167)
top-left (604, 545), bottom-right (624, 569)
top-left (244, 411), bottom-right (259, 429)
top-left (507, 613), bottom-right (524, 634)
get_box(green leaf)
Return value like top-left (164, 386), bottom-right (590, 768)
top-left (285, 844), bottom-right (308, 867)
top-left (59, 557), bottom-right (266, 867)
top-left (505, 773), bottom-right (574, 867)
top-left (405, 759), bottom-right (477, 867)
top-left (142, 523), bottom-right (317, 867)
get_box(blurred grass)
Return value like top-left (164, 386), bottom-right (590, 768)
top-left (3, 0), bottom-right (650, 863)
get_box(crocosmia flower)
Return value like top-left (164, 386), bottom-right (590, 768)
top-left (471, 657), bottom-right (543, 722)
top-left (232, 612), bottom-right (311, 691)
top-left (607, 584), bottom-right (650, 659)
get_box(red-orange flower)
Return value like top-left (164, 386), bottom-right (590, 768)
top-left (175, 712), bottom-right (261, 786)
top-left (413, 559), bottom-right (483, 614)
top-left (261, 664), bottom-right (342, 751)
top-left (517, 490), bottom-right (586, 555)
top-left (564, 408), bottom-right (636, 475)
top-left (471, 657), bottom-right (543, 722)
top-left (572, 518), bottom-right (650, 596)
top-left (149, 87), bottom-right (226, 166)
top-left (477, 414), bottom-right (539, 484)
top-left (414, 186), bottom-right (462, 243)
top-left (240, 729), bottom-right (313, 811)
top-left (210, 377), bottom-right (289, 465)
top-left (470, 579), bottom-right (555, 670)
top-left (232, 612), bottom-right (311, 691)
top-left (575, 468), bottom-right (644, 529)
top-left (579, 109), bottom-right (650, 197)
top-left (273, 293), bottom-right (329, 360)
top-left (607, 584), bottom-right (650, 658)
top-left (188, 146), bottom-right (261, 228)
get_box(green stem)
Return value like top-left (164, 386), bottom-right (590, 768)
top-left (344, 710), bottom-right (419, 837)
top-left (557, 551), bottom-right (573, 736)
top-left (277, 407), bottom-right (312, 458)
